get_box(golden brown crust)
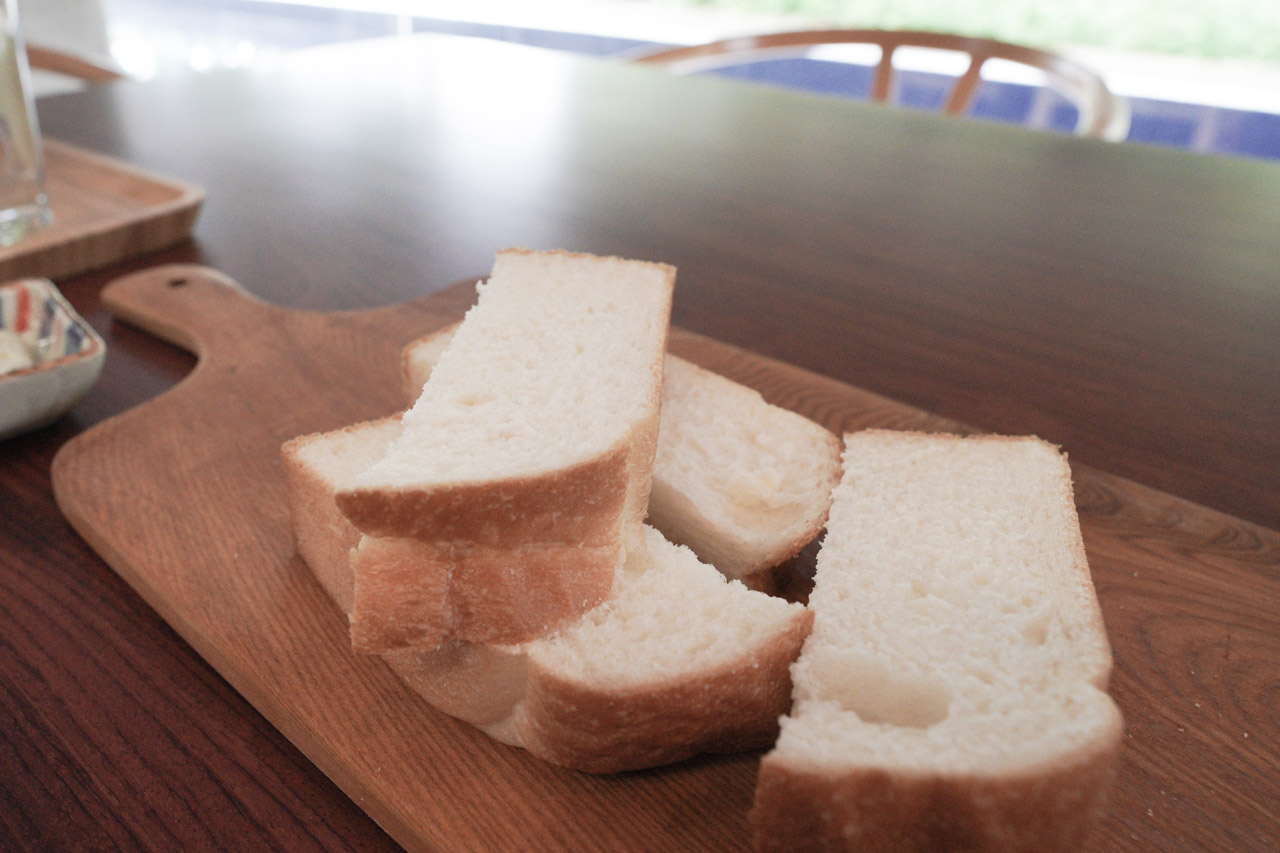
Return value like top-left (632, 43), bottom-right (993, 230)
top-left (339, 251), bottom-right (672, 651)
top-left (750, 708), bottom-right (1123, 853)
top-left (401, 329), bottom-right (839, 590)
top-left (338, 427), bottom-right (653, 652)
top-left (350, 537), bottom-right (623, 652)
top-left (515, 607), bottom-right (814, 774)
top-left (286, 411), bottom-right (816, 774)
top-left (282, 417), bottom-right (629, 652)
top-left (348, 537), bottom-right (455, 651)
top-left (336, 443), bottom-right (632, 546)
top-left (648, 357), bottom-right (841, 581)
top-left (449, 541), bottom-right (621, 645)
top-left (384, 604), bottom-right (814, 774)
top-left (757, 430), bottom-right (1123, 851)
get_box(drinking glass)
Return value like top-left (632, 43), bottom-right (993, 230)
top-left (0, 0), bottom-right (50, 247)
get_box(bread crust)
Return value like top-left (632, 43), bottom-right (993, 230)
top-left (350, 536), bottom-right (622, 651)
top-left (648, 357), bottom-right (842, 581)
top-left (283, 417), bottom-right (631, 650)
top-left (753, 429), bottom-right (1123, 851)
top-left (284, 404), bottom-right (817, 775)
top-left (750, 704), bottom-right (1123, 853)
top-left (336, 443), bottom-right (632, 546)
top-left (338, 249), bottom-right (673, 651)
top-left (646, 462), bottom-right (836, 589)
top-left (384, 605), bottom-right (815, 774)
top-left (402, 332), bottom-right (842, 587)
top-left (337, 410), bottom-right (654, 652)
top-left (514, 606), bottom-right (814, 773)
top-left (347, 537), bottom-right (455, 650)
top-left (283, 441), bottom-right (359, 614)
top-left (282, 417), bottom-right (404, 614)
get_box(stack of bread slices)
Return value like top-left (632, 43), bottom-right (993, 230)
top-left (283, 248), bottom-right (1122, 849)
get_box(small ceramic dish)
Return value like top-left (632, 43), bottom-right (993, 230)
top-left (0, 278), bottom-right (105, 440)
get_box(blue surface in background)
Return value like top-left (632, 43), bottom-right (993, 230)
top-left (100, 0), bottom-right (1279, 162)
top-left (409, 16), bottom-right (1280, 162)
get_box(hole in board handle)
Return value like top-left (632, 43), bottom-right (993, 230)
top-left (167, 278), bottom-right (189, 288)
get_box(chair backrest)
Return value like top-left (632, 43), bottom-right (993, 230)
top-left (27, 43), bottom-right (125, 84)
top-left (628, 29), bottom-right (1129, 141)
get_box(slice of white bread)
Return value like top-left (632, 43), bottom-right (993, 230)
top-left (283, 415), bottom-right (403, 615)
top-left (286, 418), bottom-right (622, 649)
top-left (751, 431), bottom-right (1123, 852)
top-left (283, 417), bottom-right (813, 773)
top-left (649, 358), bottom-right (840, 585)
top-left (402, 329), bottom-right (841, 589)
top-left (335, 249), bottom-right (674, 652)
top-left (386, 525), bottom-right (813, 772)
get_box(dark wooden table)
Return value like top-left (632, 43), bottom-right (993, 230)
top-left (4, 32), bottom-right (1278, 851)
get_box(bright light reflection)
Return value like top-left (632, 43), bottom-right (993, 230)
top-left (107, 22), bottom-right (288, 80)
top-left (426, 38), bottom-right (575, 196)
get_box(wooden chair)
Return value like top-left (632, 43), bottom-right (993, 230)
top-left (628, 29), bottom-right (1129, 141)
top-left (27, 43), bottom-right (125, 84)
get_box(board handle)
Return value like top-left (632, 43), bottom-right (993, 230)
top-left (101, 264), bottom-right (274, 355)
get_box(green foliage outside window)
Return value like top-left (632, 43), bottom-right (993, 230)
top-left (655, 0), bottom-right (1280, 62)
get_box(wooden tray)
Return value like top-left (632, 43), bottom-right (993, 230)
top-left (0, 139), bottom-right (203, 281)
top-left (50, 265), bottom-right (1280, 852)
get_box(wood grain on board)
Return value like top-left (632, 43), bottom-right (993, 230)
top-left (50, 265), bottom-right (1280, 852)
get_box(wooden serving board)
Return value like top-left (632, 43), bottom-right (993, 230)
top-left (51, 265), bottom-right (1280, 852)
top-left (0, 140), bottom-right (203, 281)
